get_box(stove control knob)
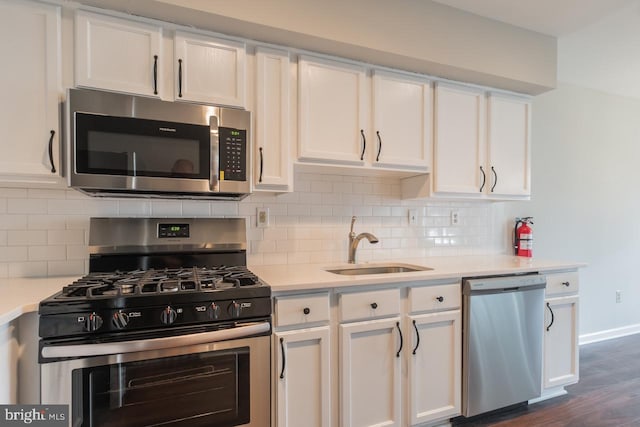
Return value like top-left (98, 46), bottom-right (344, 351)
top-left (112, 312), bottom-right (129, 329)
top-left (208, 302), bottom-right (220, 320)
top-left (229, 301), bottom-right (241, 318)
top-left (160, 306), bottom-right (177, 325)
top-left (85, 312), bottom-right (103, 332)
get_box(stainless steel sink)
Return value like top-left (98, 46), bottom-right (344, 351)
top-left (326, 263), bottom-right (432, 276)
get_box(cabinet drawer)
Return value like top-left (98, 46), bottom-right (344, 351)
top-left (546, 272), bottom-right (579, 296)
top-left (274, 292), bottom-right (330, 327)
top-left (409, 283), bottom-right (460, 313)
top-left (339, 288), bottom-right (400, 322)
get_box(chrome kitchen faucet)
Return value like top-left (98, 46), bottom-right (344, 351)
top-left (348, 216), bottom-right (379, 263)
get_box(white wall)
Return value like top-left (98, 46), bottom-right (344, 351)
top-left (507, 83), bottom-right (640, 336)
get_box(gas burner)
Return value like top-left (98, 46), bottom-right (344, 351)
top-left (56, 266), bottom-right (263, 300)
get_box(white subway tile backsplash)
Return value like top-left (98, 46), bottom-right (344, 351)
top-left (8, 230), bottom-right (47, 246)
top-left (9, 261), bottom-right (46, 277)
top-left (8, 199), bottom-right (47, 214)
top-left (182, 201), bottom-right (211, 216)
top-left (0, 172), bottom-right (502, 277)
top-left (48, 260), bottom-right (85, 276)
top-left (29, 245), bottom-right (67, 261)
top-left (0, 247), bottom-right (28, 262)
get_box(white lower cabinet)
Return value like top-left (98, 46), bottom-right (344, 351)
top-left (544, 295), bottom-right (579, 389)
top-left (275, 327), bottom-right (331, 427)
top-left (340, 317), bottom-right (403, 427)
top-left (273, 292), bottom-right (331, 427)
top-left (542, 270), bottom-right (580, 396)
top-left (408, 310), bottom-right (461, 425)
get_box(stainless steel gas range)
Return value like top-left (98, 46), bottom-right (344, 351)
top-left (38, 217), bottom-right (271, 427)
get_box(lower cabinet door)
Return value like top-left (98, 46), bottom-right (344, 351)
top-left (340, 317), bottom-right (402, 427)
top-left (408, 311), bottom-right (461, 425)
top-left (275, 327), bottom-right (331, 427)
top-left (544, 295), bottom-right (579, 389)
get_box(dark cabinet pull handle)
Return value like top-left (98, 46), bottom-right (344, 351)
top-left (178, 59), bottom-right (183, 98)
top-left (546, 302), bottom-right (555, 331)
top-left (436, 296), bottom-right (444, 303)
top-left (303, 307), bottom-right (310, 315)
top-left (479, 166), bottom-right (486, 192)
top-left (491, 166), bottom-right (498, 192)
top-left (153, 55), bottom-right (158, 95)
top-left (562, 281), bottom-right (570, 287)
top-left (370, 302), bottom-right (378, 309)
top-left (396, 321), bottom-right (403, 358)
top-left (258, 147), bottom-right (263, 183)
top-left (412, 319), bottom-right (420, 355)
top-left (376, 131), bottom-right (382, 162)
top-left (360, 129), bottom-right (366, 161)
top-left (48, 130), bottom-right (56, 173)
top-left (279, 337), bottom-right (286, 379)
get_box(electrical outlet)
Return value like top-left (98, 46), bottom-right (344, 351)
top-left (256, 207), bottom-right (269, 228)
top-left (616, 290), bottom-right (622, 303)
top-left (408, 209), bottom-right (418, 226)
top-left (451, 210), bottom-right (460, 225)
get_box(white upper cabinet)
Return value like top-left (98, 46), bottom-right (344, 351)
top-left (487, 93), bottom-right (531, 197)
top-left (174, 31), bottom-right (245, 107)
top-left (0, 0), bottom-right (62, 184)
top-left (433, 82), bottom-right (486, 195)
top-left (75, 10), bottom-right (163, 98)
top-left (430, 82), bottom-right (531, 199)
top-left (254, 46), bottom-right (291, 191)
top-left (298, 55), bottom-right (367, 165)
top-left (371, 70), bottom-right (431, 170)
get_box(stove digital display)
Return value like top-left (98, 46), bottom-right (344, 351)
top-left (158, 223), bottom-right (190, 238)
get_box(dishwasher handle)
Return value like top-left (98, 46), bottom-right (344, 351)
top-left (463, 275), bottom-right (546, 295)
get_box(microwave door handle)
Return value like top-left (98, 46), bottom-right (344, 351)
top-left (41, 321), bottom-right (271, 359)
top-left (210, 116), bottom-right (219, 191)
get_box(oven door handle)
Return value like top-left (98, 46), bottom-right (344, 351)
top-left (41, 321), bottom-right (270, 359)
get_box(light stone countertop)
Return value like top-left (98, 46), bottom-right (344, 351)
top-left (0, 255), bottom-right (586, 326)
top-left (0, 276), bottom-right (80, 325)
top-left (250, 255), bottom-right (586, 293)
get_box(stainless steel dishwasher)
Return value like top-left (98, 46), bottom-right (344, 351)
top-left (462, 274), bottom-right (546, 418)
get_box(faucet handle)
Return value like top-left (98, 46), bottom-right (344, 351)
top-left (350, 216), bottom-right (357, 233)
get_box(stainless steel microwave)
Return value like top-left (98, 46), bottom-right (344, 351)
top-left (66, 88), bottom-right (251, 200)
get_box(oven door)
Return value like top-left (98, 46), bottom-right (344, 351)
top-left (41, 326), bottom-right (270, 427)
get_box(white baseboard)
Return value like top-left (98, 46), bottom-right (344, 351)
top-left (579, 323), bottom-right (640, 345)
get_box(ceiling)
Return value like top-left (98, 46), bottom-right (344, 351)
top-left (432, 0), bottom-right (636, 36)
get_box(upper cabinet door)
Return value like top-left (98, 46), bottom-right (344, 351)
top-left (254, 46), bottom-right (291, 191)
top-left (75, 10), bottom-right (162, 97)
top-left (372, 70), bottom-right (431, 171)
top-left (298, 55), bottom-right (367, 165)
top-left (433, 82), bottom-right (486, 195)
top-left (487, 93), bottom-right (531, 197)
top-left (174, 31), bottom-right (245, 107)
top-left (0, 0), bottom-right (62, 182)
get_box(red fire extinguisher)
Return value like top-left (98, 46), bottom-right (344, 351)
top-left (514, 217), bottom-right (533, 257)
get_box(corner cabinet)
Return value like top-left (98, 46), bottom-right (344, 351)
top-left (75, 10), bottom-right (163, 98)
top-left (253, 46), bottom-right (292, 192)
top-left (543, 272), bottom-right (580, 391)
top-left (0, 0), bottom-right (62, 185)
top-left (174, 31), bottom-right (245, 107)
top-left (298, 55), bottom-right (431, 173)
top-left (431, 82), bottom-right (531, 199)
top-left (273, 293), bottom-right (331, 427)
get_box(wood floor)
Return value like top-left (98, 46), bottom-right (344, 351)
top-left (453, 333), bottom-right (640, 426)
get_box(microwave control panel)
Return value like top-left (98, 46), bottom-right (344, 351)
top-left (219, 127), bottom-right (247, 182)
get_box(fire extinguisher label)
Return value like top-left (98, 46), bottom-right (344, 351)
top-left (520, 233), bottom-right (533, 250)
